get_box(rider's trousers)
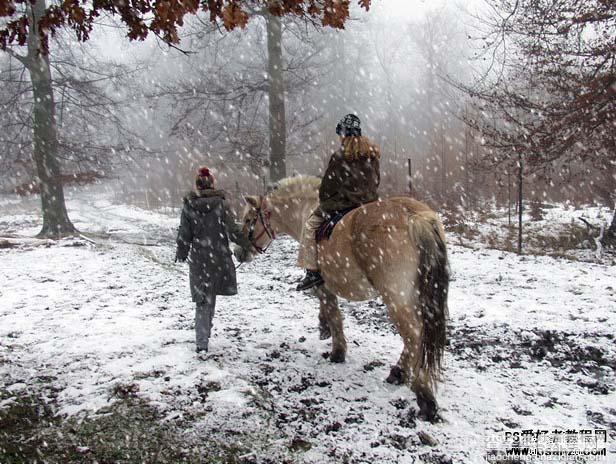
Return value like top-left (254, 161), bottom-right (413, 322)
top-left (297, 208), bottom-right (325, 270)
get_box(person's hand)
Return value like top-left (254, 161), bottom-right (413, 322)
top-left (233, 245), bottom-right (252, 263)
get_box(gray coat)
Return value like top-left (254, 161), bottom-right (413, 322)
top-left (175, 189), bottom-right (251, 301)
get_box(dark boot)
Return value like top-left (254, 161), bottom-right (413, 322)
top-left (296, 270), bottom-right (324, 291)
top-left (196, 347), bottom-right (209, 361)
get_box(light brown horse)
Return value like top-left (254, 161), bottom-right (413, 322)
top-left (236, 176), bottom-right (449, 420)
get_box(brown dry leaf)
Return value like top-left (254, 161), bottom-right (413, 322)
top-left (322, 0), bottom-right (349, 28)
top-left (222, 3), bottom-right (248, 30)
top-left (307, 4), bottom-right (320, 16)
top-left (0, 0), bottom-right (16, 17)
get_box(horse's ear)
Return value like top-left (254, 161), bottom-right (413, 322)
top-left (244, 195), bottom-right (260, 208)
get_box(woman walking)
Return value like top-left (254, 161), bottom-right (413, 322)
top-left (175, 167), bottom-right (252, 354)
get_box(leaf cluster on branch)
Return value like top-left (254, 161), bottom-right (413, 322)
top-left (0, 0), bottom-right (371, 53)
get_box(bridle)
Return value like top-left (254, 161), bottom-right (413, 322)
top-left (247, 197), bottom-right (276, 254)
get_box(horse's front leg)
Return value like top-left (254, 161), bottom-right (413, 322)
top-left (315, 287), bottom-right (346, 363)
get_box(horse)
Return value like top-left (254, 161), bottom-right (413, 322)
top-left (235, 176), bottom-right (449, 421)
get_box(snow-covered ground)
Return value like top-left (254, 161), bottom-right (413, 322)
top-left (1, 188), bottom-right (615, 463)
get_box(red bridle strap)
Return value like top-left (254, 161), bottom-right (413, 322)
top-left (248, 197), bottom-right (276, 254)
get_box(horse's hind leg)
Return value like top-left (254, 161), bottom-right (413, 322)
top-left (382, 292), bottom-right (439, 421)
top-left (382, 295), bottom-right (421, 387)
top-left (315, 287), bottom-right (346, 363)
top-left (412, 368), bottom-right (439, 422)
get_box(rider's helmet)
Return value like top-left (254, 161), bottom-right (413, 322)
top-left (336, 114), bottom-right (362, 137)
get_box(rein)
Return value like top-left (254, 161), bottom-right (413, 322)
top-left (247, 198), bottom-right (276, 254)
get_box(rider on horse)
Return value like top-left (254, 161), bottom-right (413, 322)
top-left (296, 114), bottom-right (381, 291)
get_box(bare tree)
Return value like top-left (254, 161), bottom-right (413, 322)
top-left (1, 23), bottom-right (148, 218)
top-left (147, 14), bottom-right (326, 190)
top-left (459, 0), bottom-right (615, 243)
top-left (4, 0), bottom-right (75, 237)
top-left (1, 0), bottom-right (371, 235)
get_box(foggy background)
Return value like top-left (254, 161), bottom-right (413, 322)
top-left (0, 0), bottom-right (612, 213)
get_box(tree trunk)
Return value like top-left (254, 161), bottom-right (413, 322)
top-left (27, 0), bottom-right (76, 238)
top-left (507, 169), bottom-right (511, 226)
top-left (517, 154), bottom-right (523, 255)
top-left (266, 12), bottom-right (286, 183)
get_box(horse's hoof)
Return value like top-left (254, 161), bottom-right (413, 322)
top-left (319, 325), bottom-right (332, 340)
top-left (329, 350), bottom-right (346, 363)
top-left (385, 365), bottom-right (405, 385)
top-left (416, 391), bottom-right (441, 423)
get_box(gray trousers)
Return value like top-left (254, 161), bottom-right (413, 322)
top-left (195, 293), bottom-right (216, 351)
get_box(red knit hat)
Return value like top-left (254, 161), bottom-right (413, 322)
top-left (196, 166), bottom-right (215, 190)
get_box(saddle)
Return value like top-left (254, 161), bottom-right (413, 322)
top-left (315, 207), bottom-right (356, 243)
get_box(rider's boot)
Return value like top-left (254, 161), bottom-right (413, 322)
top-left (296, 269), bottom-right (324, 291)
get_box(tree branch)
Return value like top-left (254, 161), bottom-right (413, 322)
top-left (4, 48), bottom-right (29, 67)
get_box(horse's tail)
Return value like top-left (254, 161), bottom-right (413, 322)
top-left (407, 212), bottom-right (449, 387)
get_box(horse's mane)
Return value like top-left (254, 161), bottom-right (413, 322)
top-left (270, 175), bottom-right (320, 201)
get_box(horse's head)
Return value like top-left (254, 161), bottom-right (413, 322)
top-left (234, 195), bottom-right (277, 262)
